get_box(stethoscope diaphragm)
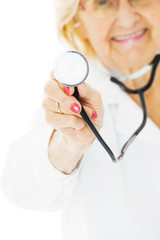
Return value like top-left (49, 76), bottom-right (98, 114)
top-left (53, 51), bottom-right (89, 87)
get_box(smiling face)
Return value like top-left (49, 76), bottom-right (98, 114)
top-left (77, 0), bottom-right (160, 75)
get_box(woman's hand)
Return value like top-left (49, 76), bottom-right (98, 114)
top-left (42, 73), bottom-right (104, 174)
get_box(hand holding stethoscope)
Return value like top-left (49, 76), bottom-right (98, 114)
top-left (53, 51), bottom-right (160, 162)
top-left (43, 52), bottom-right (104, 160)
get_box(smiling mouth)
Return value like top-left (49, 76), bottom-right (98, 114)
top-left (112, 28), bottom-right (147, 41)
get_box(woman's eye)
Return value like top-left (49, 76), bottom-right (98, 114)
top-left (97, 0), bottom-right (108, 5)
top-left (95, 0), bottom-right (109, 6)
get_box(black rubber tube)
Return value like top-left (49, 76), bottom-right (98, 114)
top-left (73, 87), bottom-right (117, 162)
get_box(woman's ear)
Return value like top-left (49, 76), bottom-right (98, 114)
top-left (74, 14), bottom-right (88, 40)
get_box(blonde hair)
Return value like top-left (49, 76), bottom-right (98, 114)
top-left (55, 0), bottom-right (95, 58)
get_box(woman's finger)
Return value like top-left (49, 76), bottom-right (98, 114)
top-left (42, 98), bottom-right (58, 112)
top-left (44, 80), bottom-right (82, 114)
top-left (45, 110), bottom-right (85, 130)
top-left (42, 96), bottom-right (101, 127)
top-left (50, 71), bottom-right (75, 96)
top-left (77, 82), bottom-right (102, 107)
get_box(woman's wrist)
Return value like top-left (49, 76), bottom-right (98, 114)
top-left (48, 130), bottom-right (87, 175)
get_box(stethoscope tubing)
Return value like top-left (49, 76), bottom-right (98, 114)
top-left (110, 54), bottom-right (160, 94)
top-left (73, 54), bottom-right (160, 162)
top-left (74, 88), bottom-right (117, 162)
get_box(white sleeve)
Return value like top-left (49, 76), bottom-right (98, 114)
top-left (0, 107), bottom-right (81, 212)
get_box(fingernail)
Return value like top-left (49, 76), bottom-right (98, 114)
top-left (91, 111), bottom-right (97, 120)
top-left (63, 86), bottom-right (70, 95)
top-left (70, 103), bottom-right (81, 114)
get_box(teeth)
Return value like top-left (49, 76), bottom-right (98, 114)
top-left (113, 29), bottom-right (145, 41)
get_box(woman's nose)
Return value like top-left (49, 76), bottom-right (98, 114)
top-left (115, 0), bottom-right (141, 29)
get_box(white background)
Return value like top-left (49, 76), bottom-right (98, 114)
top-left (0, 0), bottom-right (67, 239)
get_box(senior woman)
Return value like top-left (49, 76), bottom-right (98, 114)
top-left (1, 0), bottom-right (160, 240)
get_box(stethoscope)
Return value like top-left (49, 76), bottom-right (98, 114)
top-left (53, 51), bottom-right (160, 162)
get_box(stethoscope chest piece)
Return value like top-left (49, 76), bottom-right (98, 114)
top-left (53, 51), bottom-right (89, 87)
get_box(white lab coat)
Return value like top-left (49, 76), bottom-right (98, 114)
top-left (1, 60), bottom-right (160, 240)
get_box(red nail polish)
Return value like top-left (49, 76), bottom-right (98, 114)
top-left (70, 103), bottom-right (81, 114)
top-left (63, 86), bottom-right (70, 95)
top-left (91, 111), bottom-right (97, 120)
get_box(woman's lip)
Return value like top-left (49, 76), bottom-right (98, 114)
top-left (111, 28), bottom-right (147, 43)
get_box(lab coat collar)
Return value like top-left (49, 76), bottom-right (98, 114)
top-left (87, 59), bottom-right (160, 146)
